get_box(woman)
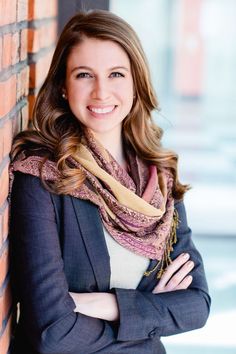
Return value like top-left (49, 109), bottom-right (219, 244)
top-left (9, 9), bottom-right (210, 354)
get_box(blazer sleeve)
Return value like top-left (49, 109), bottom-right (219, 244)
top-left (10, 172), bottom-right (118, 354)
top-left (113, 200), bottom-right (211, 341)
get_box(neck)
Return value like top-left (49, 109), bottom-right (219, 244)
top-left (91, 129), bottom-right (127, 169)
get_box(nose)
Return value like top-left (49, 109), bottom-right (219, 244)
top-left (91, 77), bottom-right (111, 101)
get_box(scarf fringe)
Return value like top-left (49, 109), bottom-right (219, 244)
top-left (144, 208), bottom-right (179, 279)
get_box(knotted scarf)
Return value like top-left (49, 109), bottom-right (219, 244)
top-left (9, 129), bottom-right (178, 278)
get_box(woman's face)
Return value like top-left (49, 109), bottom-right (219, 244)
top-left (64, 37), bottom-right (134, 139)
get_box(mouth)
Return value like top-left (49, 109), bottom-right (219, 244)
top-left (87, 105), bottom-right (117, 115)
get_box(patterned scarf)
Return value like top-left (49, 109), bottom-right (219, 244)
top-left (10, 130), bottom-right (178, 278)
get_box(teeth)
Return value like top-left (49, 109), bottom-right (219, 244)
top-left (89, 106), bottom-right (115, 114)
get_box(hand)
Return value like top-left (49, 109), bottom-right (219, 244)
top-left (69, 292), bottom-right (119, 322)
top-left (152, 253), bottom-right (194, 294)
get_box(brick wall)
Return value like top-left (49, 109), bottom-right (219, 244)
top-left (0, 1), bottom-right (58, 353)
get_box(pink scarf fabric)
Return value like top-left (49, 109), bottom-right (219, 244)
top-left (10, 130), bottom-right (178, 276)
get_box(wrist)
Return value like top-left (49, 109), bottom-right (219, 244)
top-left (69, 291), bottom-right (119, 321)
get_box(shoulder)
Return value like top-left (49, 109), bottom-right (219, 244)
top-left (174, 198), bottom-right (185, 212)
top-left (10, 172), bottom-right (57, 220)
top-left (11, 171), bottom-right (47, 195)
top-left (174, 199), bottom-right (190, 234)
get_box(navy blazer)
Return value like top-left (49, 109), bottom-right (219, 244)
top-left (10, 172), bottom-right (210, 354)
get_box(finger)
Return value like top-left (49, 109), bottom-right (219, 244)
top-left (157, 253), bottom-right (190, 289)
top-left (175, 275), bottom-right (193, 290)
top-left (165, 260), bottom-right (194, 291)
top-left (152, 274), bottom-right (193, 294)
top-left (152, 254), bottom-right (191, 293)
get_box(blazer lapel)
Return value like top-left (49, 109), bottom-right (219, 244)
top-left (71, 197), bottom-right (111, 291)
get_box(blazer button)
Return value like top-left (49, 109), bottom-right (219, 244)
top-left (148, 328), bottom-right (157, 337)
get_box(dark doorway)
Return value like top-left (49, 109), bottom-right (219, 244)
top-left (58, 0), bottom-right (110, 35)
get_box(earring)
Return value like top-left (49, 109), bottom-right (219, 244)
top-left (62, 93), bottom-right (67, 99)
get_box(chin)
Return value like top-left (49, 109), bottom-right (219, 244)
top-left (89, 125), bottom-right (121, 135)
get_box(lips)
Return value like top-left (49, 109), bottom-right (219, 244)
top-left (87, 105), bottom-right (116, 114)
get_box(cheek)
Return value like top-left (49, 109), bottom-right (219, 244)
top-left (124, 79), bottom-right (134, 96)
top-left (115, 81), bottom-right (133, 100)
top-left (67, 85), bottom-right (88, 106)
top-left (124, 83), bottom-right (134, 105)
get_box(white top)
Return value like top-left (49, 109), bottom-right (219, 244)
top-left (103, 227), bottom-right (150, 289)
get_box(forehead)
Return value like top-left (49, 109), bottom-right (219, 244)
top-left (66, 37), bottom-right (131, 69)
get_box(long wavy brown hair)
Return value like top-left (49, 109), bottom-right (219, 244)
top-left (11, 9), bottom-right (189, 199)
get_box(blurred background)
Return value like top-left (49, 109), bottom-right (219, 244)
top-left (109, 1), bottom-right (236, 353)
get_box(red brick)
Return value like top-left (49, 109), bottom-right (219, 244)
top-left (0, 126), bottom-right (3, 161)
top-left (50, 0), bottom-right (58, 18)
top-left (0, 2), bottom-right (3, 26)
top-left (12, 111), bottom-right (22, 137)
top-left (7, 0), bottom-right (17, 24)
top-left (2, 203), bottom-right (9, 245)
top-left (0, 36), bottom-right (2, 71)
top-left (17, 0), bottom-right (28, 22)
top-left (0, 215), bottom-right (2, 246)
top-left (0, 204), bottom-right (2, 232)
top-left (17, 65), bottom-right (29, 100)
top-left (0, 164), bottom-right (9, 208)
top-left (29, 0), bottom-right (57, 20)
top-left (28, 94), bottom-right (36, 120)
top-left (28, 28), bottom-right (39, 53)
top-left (0, 0), bottom-right (16, 26)
top-left (28, 0), bottom-right (36, 20)
top-left (29, 50), bottom-right (53, 89)
top-left (23, 66), bottom-right (30, 96)
top-left (42, 20), bottom-right (58, 47)
top-left (2, 34), bottom-right (12, 69)
top-left (0, 314), bottom-right (12, 354)
top-left (20, 28), bottom-right (28, 61)
top-left (11, 32), bottom-right (20, 65)
top-left (21, 104), bottom-right (29, 129)
top-left (0, 283), bottom-right (12, 332)
top-left (28, 0), bottom-right (35, 21)
top-left (0, 75), bottom-right (17, 117)
top-left (28, 20), bottom-right (57, 54)
top-left (0, 246), bottom-right (8, 286)
top-left (0, 120), bottom-right (12, 161)
top-left (3, 120), bottom-right (13, 158)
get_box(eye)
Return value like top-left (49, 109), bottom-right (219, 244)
top-left (110, 72), bottom-right (125, 78)
top-left (76, 72), bottom-right (92, 79)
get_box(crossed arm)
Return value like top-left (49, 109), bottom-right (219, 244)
top-left (69, 252), bottom-right (195, 321)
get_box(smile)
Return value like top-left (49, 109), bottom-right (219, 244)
top-left (87, 105), bottom-right (117, 114)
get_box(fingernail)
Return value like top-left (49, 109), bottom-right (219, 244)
top-left (187, 261), bottom-right (194, 268)
top-left (187, 275), bottom-right (193, 281)
top-left (182, 253), bottom-right (189, 259)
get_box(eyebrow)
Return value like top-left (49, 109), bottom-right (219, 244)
top-left (70, 65), bottom-right (129, 73)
